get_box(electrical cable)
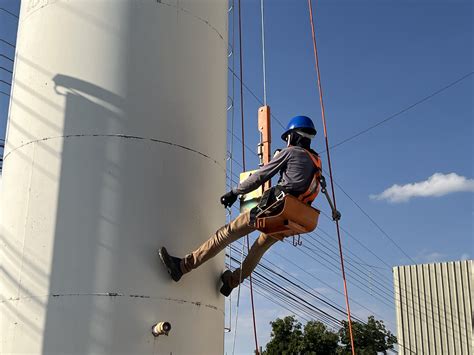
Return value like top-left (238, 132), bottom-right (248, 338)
top-left (227, 161), bottom-right (465, 333)
top-left (228, 253), bottom-right (343, 328)
top-left (224, 182), bottom-right (461, 350)
top-left (0, 54), bottom-right (14, 62)
top-left (0, 66), bottom-right (13, 74)
top-left (326, 71), bottom-right (474, 152)
top-left (0, 38), bottom-right (15, 49)
top-left (0, 7), bottom-right (18, 19)
top-left (229, 246), bottom-right (415, 355)
top-left (0, 79), bottom-right (12, 86)
top-left (223, 8), bottom-right (471, 351)
top-left (224, 68), bottom-right (471, 271)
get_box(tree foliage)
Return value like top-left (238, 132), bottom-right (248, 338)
top-left (301, 321), bottom-right (340, 354)
top-left (262, 315), bottom-right (396, 355)
top-left (263, 316), bottom-right (304, 355)
top-left (338, 316), bottom-right (397, 355)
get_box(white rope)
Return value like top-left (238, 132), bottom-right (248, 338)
top-left (231, 1), bottom-right (267, 351)
top-left (226, 0), bottom-right (236, 334)
top-left (231, 236), bottom-right (247, 355)
top-left (260, 0), bottom-right (267, 105)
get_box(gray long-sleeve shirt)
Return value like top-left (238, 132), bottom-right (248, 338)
top-left (232, 146), bottom-right (320, 196)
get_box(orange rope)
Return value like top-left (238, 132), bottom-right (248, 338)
top-left (307, 1), bottom-right (356, 353)
top-left (237, 0), bottom-right (260, 353)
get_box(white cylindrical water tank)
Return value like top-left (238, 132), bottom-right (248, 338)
top-left (1, 1), bottom-right (227, 354)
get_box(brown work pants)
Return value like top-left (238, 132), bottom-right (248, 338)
top-left (181, 211), bottom-right (284, 288)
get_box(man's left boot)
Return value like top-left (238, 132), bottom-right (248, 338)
top-left (219, 270), bottom-right (235, 297)
top-left (158, 247), bottom-right (183, 282)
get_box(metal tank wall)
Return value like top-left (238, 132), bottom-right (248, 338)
top-left (1, 1), bottom-right (227, 354)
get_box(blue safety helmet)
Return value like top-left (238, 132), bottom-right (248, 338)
top-left (281, 115), bottom-right (317, 141)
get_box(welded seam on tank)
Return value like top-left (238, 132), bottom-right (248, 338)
top-left (3, 134), bottom-right (226, 172)
top-left (16, 143), bottom-right (36, 301)
top-left (3, 293), bottom-right (224, 314)
top-left (21, 0), bottom-right (224, 42)
top-left (156, 0), bottom-right (224, 40)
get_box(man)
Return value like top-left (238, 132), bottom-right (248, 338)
top-left (159, 115), bottom-right (340, 296)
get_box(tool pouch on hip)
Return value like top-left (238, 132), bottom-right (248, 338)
top-left (249, 186), bottom-right (286, 226)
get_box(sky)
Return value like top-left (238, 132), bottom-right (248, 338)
top-left (1, 0), bottom-right (472, 354)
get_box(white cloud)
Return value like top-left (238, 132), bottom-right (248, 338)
top-left (370, 173), bottom-right (474, 203)
top-left (416, 251), bottom-right (446, 263)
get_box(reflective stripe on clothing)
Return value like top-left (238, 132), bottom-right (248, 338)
top-left (298, 150), bottom-right (322, 204)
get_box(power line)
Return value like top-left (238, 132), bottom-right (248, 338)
top-left (287, 236), bottom-right (463, 338)
top-left (227, 64), bottom-right (456, 265)
top-left (326, 71), bottom-right (474, 152)
top-left (0, 7), bottom-right (18, 19)
top-left (228, 56), bottom-right (471, 267)
top-left (231, 241), bottom-right (365, 322)
top-left (229, 66), bottom-right (473, 153)
top-left (333, 179), bottom-right (416, 264)
top-left (226, 168), bottom-right (424, 318)
top-left (228, 67), bottom-right (285, 129)
top-left (254, 237), bottom-right (390, 321)
top-left (229, 189), bottom-right (454, 346)
top-left (0, 54), bottom-right (13, 63)
top-left (228, 246), bottom-right (415, 354)
top-left (248, 195), bottom-right (465, 333)
top-left (0, 66), bottom-right (13, 74)
top-left (0, 38), bottom-right (16, 49)
top-left (291, 226), bottom-right (465, 335)
top-left (226, 164), bottom-right (391, 285)
top-left (313, 211), bottom-right (465, 330)
top-left (226, 158), bottom-right (395, 273)
top-left (222, 20), bottom-right (468, 355)
top-left (228, 252), bottom-right (344, 328)
top-left (228, 257), bottom-right (338, 328)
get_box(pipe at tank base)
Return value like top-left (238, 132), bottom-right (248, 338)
top-left (151, 321), bottom-right (172, 337)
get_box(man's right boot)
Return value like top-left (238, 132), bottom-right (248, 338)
top-left (220, 270), bottom-right (235, 297)
top-left (158, 247), bottom-right (183, 282)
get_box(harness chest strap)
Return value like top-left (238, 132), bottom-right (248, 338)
top-left (298, 150), bottom-right (322, 204)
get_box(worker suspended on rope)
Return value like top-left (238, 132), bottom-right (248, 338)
top-left (159, 115), bottom-right (341, 296)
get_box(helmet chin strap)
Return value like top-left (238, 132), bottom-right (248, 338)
top-left (286, 130), bottom-right (314, 147)
top-left (294, 129), bottom-right (315, 139)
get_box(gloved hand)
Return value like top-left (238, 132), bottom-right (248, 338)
top-left (220, 191), bottom-right (238, 208)
top-left (332, 209), bottom-right (341, 221)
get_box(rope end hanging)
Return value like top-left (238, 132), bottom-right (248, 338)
top-left (307, 1), bottom-right (356, 354)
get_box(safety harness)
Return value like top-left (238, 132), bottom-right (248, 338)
top-left (250, 148), bottom-right (323, 226)
top-left (298, 150), bottom-right (322, 204)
